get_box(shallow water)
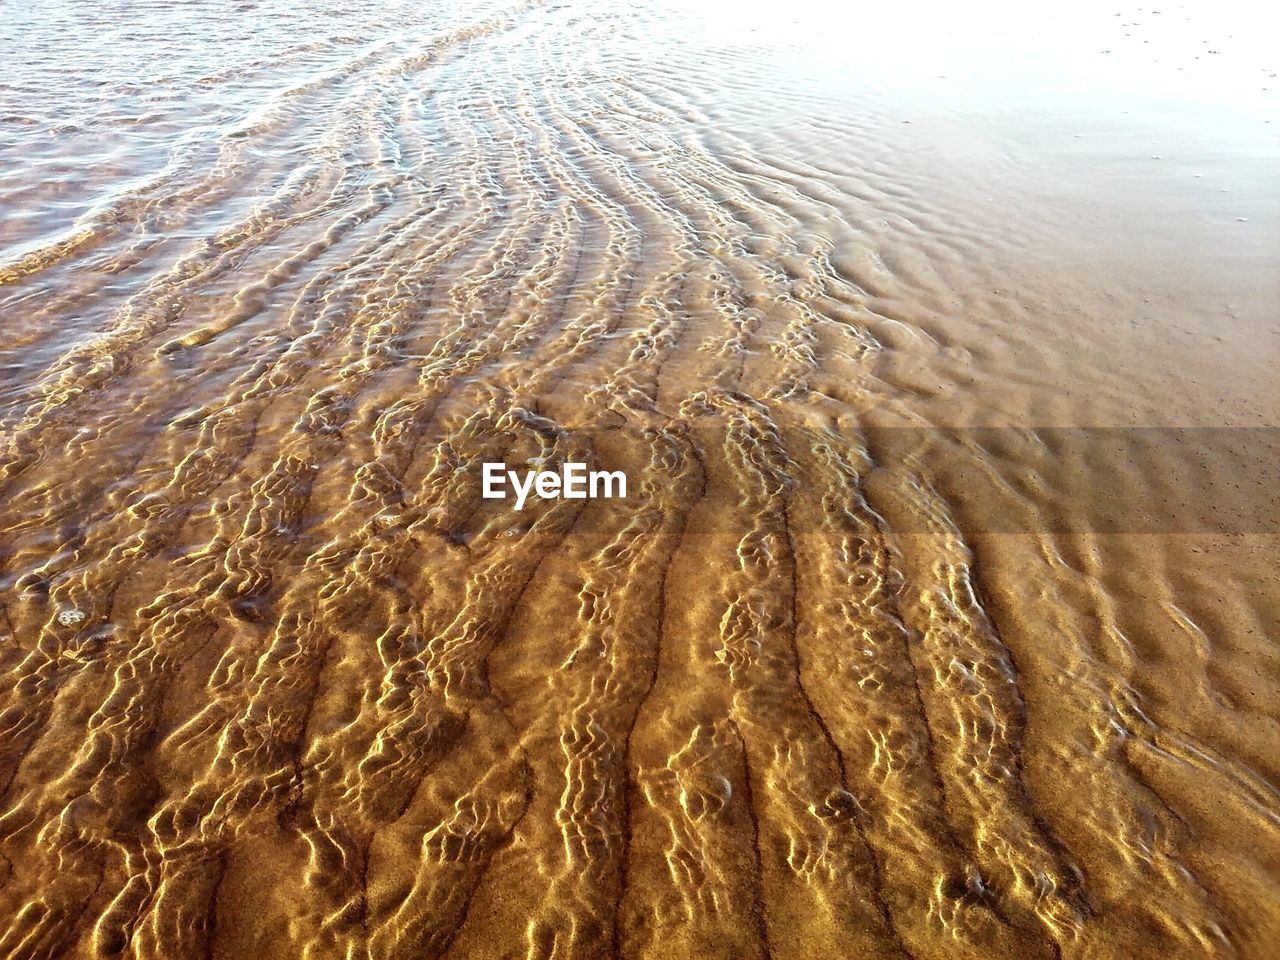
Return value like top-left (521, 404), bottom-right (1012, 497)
top-left (0, 1), bottom-right (1277, 958)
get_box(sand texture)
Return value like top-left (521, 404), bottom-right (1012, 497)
top-left (0, 1), bottom-right (1277, 958)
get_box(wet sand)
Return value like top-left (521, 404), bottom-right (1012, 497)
top-left (0, 1), bottom-right (1277, 958)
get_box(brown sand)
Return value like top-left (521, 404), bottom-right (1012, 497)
top-left (0, 1), bottom-right (1277, 958)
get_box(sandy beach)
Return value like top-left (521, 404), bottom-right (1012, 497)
top-left (0, 1), bottom-right (1277, 957)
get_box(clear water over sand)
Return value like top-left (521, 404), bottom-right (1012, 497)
top-left (0, 1), bottom-right (1277, 958)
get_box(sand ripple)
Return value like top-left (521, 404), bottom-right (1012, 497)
top-left (0, 1), bottom-right (1276, 958)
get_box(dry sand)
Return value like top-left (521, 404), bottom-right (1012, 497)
top-left (0, 1), bottom-right (1277, 958)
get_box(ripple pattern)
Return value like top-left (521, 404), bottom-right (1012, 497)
top-left (0, 1), bottom-right (1277, 959)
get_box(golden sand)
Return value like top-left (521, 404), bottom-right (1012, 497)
top-left (0, 1), bottom-right (1277, 957)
